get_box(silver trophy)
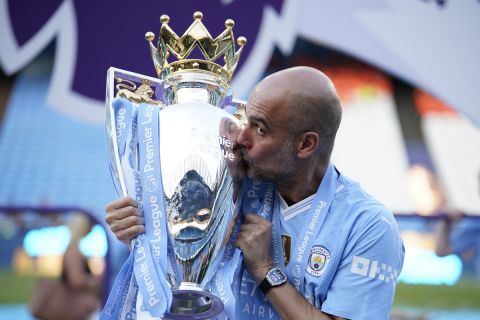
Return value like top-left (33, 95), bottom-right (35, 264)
top-left (105, 11), bottom-right (247, 319)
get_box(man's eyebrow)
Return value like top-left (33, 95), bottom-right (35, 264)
top-left (249, 115), bottom-right (270, 131)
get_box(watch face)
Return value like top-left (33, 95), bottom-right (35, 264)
top-left (267, 267), bottom-right (287, 285)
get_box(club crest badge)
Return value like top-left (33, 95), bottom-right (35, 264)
top-left (306, 245), bottom-right (330, 277)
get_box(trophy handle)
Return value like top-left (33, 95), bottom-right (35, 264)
top-left (106, 67), bottom-right (166, 197)
top-left (106, 68), bottom-right (129, 197)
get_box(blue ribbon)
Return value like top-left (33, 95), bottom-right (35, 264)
top-left (283, 163), bottom-right (337, 293)
top-left (101, 253), bottom-right (134, 319)
top-left (210, 178), bottom-right (276, 319)
top-left (134, 103), bottom-right (171, 315)
top-left (112, 98), bottom-right (132, 159)
top-left (101, 100), bottom-right (172, 319)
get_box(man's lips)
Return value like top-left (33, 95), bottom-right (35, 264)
top-left (239, 147), bottom-right (249, 162)
top-left (239, 152), bottom-right (251, 168)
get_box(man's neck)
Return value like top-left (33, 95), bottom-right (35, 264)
top-left (276, 163), bottom-right (327, 205)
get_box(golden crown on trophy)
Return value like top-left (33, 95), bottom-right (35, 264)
top-left (145, 11), bottom-right (247, 85)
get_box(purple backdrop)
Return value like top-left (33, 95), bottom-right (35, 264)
top-left (8, 0), bottom-right (283, 100)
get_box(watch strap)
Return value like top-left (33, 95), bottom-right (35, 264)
top-left (259, 277), bottom-right (272, 295)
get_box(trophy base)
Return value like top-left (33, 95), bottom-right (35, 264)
top-left (164, 282), bottom-right (224, 320)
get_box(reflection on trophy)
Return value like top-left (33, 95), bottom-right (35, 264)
top-left (105, 11), bottom-right (246, 319)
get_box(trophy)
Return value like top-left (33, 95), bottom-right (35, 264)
top-left (105, 11), bottom-right (247, 319)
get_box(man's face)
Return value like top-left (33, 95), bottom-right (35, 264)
top-left (237, 90), bottom-right (298, 183)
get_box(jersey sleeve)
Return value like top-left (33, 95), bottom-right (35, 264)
top-left (321, 207), bottom-right (405, 319)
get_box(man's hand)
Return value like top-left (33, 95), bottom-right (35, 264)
top-left (235, 214), bottom-right (274, 282)
top-left (235, 214), bottom-right (346, 320)
top-left (105, 197), bottom-right (144, 245)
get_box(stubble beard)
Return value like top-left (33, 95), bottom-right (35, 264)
top-left (241, 138), bottom-right (297, 184)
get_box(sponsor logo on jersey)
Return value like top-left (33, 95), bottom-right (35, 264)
top-left (350, 255), bottom-right (399, 286)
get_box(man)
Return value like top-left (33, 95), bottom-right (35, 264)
top-left (106, 66), bottom-right (404, 319)
top-left (435, 211), bottom-right (480, 279)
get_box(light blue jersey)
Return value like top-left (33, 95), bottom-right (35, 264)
top-left (237, 168), bottom-right (404, 319)
top-left (132, 167), bottom-right (404, 320)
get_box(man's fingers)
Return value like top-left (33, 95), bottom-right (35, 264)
top-left (105, 206), bottom-right (141, 224)
top-left (239, 223), bottom-right (257, 233)
top-left (110, 215), bottom-right (144, 233)
top-left (244, 213), bottom-right (268, 223)
top-left (240, 215), bottom-right (271, 232)
top-left (116, 225), bottom-right (145, 243)
top-left (105, 196), bottom-right (138, 212)
top-left (236, 214), bottom-right (272, 249)
top-left (236, 226), bottom-right (259, 244)
top-left (234, 235), bottom-right (245, 248)
top-left (104, 197), bottom-right (144, 245)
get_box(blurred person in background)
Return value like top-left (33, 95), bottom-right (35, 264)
top-left (409, 164), bottom-right (480, 280)
top-left (30, 213), bottom-right (103, 320)
top-left (435, 211), bottom-right (480, 280)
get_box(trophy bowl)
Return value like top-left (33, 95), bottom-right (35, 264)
top-left (159, 100), bottom-right (240, 318)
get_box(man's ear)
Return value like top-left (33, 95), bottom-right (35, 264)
top-left (296, 132), bottom-right (319, 159)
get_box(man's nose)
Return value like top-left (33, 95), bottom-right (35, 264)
top-left (236, 125), bottom-right (252, 150)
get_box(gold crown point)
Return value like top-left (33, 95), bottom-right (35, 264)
top-left (237, 36), bottom-right (247, 46)
top-left (193, 11), bottom-right (203, 20)
top-left (145, 32), bottom-right (155, 42)
top-left (147, 11), bottom-right (247, 83)
top-left (225, 19), bottom-right (234, 28)
top-left (160, 14), bottom-right (170, 24)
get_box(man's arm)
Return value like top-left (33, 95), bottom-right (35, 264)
top-left (435, 211), bottom-right (464, 257)
top-left (260, 278), bottom-right (345, 320)
top-left (63, 242), bottom-right (101, 293)
top-left (235, 214), bottom-right (347, 320)
top-left (435, 216), bottom-right (454, 257)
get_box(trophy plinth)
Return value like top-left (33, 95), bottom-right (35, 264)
top-left (165, 283), bottom-right (224, 319)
